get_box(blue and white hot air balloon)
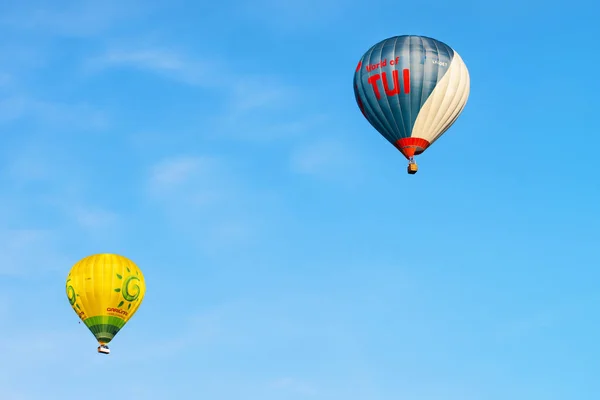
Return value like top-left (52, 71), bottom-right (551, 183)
top-left (353, 35), bottom-right (470, 174)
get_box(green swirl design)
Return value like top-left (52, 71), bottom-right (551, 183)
top-left (66, 280), bottom-right (76, 306)
top-left (122, 276), bottom-right (141, 302)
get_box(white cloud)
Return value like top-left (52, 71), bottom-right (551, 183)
top-left (86, 48), bottom-right (218, 87)
top-left (289, 137), bottom-right (362, 182)
top-left (226, 76), bottom-right (298, 114)
top-left (0, 388), bottom-right (28, 400)
top-left (0, 293), bottom-right (10, 319)
top-left (118, 297), bottom-right (348, 362)
top-left (0, 327), bottom-right (99, 397)
top-left (0, 96), bottom-right (29, 123)
top-left (150, 156), bottom-right (217, 188)
top-left (101, 49), bottom-right (188, 70)
top-left (241, 0), bottom-right (347, 30)
top-left (147, 154), bottom-right (277, 250)
top-left (0, 229), bottom-right (68, 276)
top-left (87, 47), bottom-right (297, 110)
top-left (0, 72), bottom-right (12, 87)
top-left (3, 144), bottom-right (62, 182)
top-left (149, 155), bottom-right (226, 206)
top-left (72, 207), bottom-right (119, 230)
top-left (495, 308), bottom-right (560, 340)
top-left (0, 96), bottom-right (108, 128)
top-left (86, 47), bottom-right (307, 142)
top-left (0, 143), bottom-right (121, 258)
top-left (0, 0), bottom-right (146, 37)
top-left (270, 377), bottom-right (318, 396)
top-left (148, 155), bottom-right (235, 201)
top-left (118, 305), bottom-right (227, 362)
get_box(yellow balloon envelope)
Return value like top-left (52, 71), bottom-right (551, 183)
top-left (66, 253), bottom-right (146, 354)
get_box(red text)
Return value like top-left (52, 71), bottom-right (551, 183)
top-left (107, 307), bottom-right (129, 316)
top-left (367, 68), bottom-right (411, 99)
top-left (365, 56), bottom-right (401, 72)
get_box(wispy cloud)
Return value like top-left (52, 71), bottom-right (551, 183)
top-left (149, 155), bottom-right (226, 206)
top-left (289, 137), bottom-right (363, 183)
top-left (270, 377), bottom-right (318, 396)
top-left (0, 72), bottom-right (12, 87)
top-left (71, 207), bottom-right (120, 231)
top-left (118, 304), bottom-right (228, 361)
top-left (85, 47), bottom-right (309, 141)
top-left (241, 0), bottom-right (347, 31)
top-left (147, 154), bottom-right (281, 250)
top-left (0, 293), bottom-right (10, 319)
top-left (0, 142), bottom-right (121, 267)
top-left (150, 155), bottom-right (213, 186)
top-left (0, 0), bottom-right (147, 37)
top-left (87, 46), bottom-right (298, 109)
top-left (118, 296), bottom-right (355, 362)
top-left (0, 229), bottom-right (67, 276)
top-left (0, 96), bottom-right (108, 129)
top-left (226, 76), bottom-right (299, 114)
top-left (494, 308), bottom-right (561, 340)
top-left (3, 145), bottom-right (58, 182)
top-left (86, 48), bottom-right (217, 86)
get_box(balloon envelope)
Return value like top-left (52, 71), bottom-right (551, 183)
top-left (353, 35), bottom-right (470, 160)
top-left (66, 254), bottom-right (146, 347)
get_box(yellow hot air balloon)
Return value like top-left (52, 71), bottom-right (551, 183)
top-left (66, 253), bottom-right (146, 354)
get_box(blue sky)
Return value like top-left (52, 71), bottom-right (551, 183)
top-left (1, 0), bottom-right (600, 399)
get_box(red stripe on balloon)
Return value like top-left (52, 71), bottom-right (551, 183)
top-left (394, 137), bottom-right (430, 159)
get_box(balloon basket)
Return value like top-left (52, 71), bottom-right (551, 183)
top-left (98, 345), bottom-right (110, 355)
top-left (407, 162), bottom-right (418, 174)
